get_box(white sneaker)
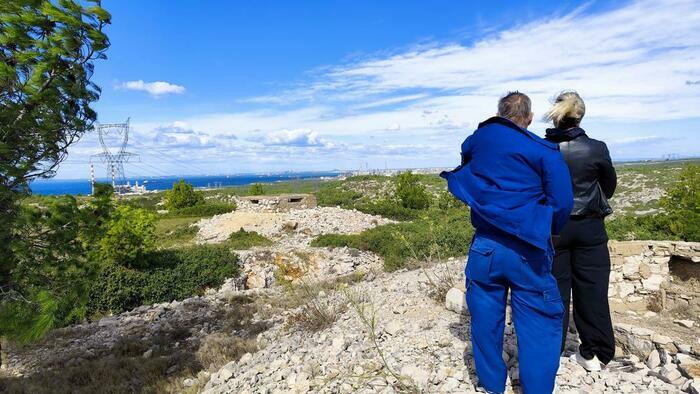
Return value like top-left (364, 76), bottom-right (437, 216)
top-left (573, 350), bottom-right (602, 371)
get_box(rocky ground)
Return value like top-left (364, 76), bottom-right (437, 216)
top-left (202, 258), bottom-right (698, 394)
top-left (3, 201), bottom-right (699, 393)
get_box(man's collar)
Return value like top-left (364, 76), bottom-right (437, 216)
top-left (478, 116), bottom-right (526, 131)
top-left (478, 116), bottom-right (559, 150)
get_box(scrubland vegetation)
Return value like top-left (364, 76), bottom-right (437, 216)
top-left (2, 162), bottom-right (697, 345)
top-left (606, 164), bottom-right (698, 242)
top-left (312, 162), bottom-right (699, 273)
top-left (1, 181), bottom-right (239, 342)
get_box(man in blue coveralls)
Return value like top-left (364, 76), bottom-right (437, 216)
top-left (441, 92), bottom-right (573, 394)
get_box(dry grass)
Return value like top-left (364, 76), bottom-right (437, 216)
top-left (196, 333), bottom-right (258, 368)
top-left (342, 289), bottom-right (420, 393)
top-left (286, 281), bottom-right (347, 332)
top-left (0, 296), bottom-right (268, 394)
top-left (254, 271), bottom-right (367, 331)
top-left (421, 261), bottom-right (460, 303)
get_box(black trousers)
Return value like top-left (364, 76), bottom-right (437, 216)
top-left (552, 217), bottom-right (615, 364)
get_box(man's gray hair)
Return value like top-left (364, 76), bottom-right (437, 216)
top-left (497, 91), bottom-right (531, 125)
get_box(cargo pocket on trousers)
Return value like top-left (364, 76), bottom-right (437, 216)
top-left (542, 287), bottom-right (565, 317)
top-left (465, 238), bottom-right (494, 283)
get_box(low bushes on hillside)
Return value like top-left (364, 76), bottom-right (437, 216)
top-left (606, 214), bottom-right (677, 241)
top-left (315, 173), bottom-right (433, 221)
top-left (165, 202), bottom-right (236, 218)
top-left (89, 244), bottom-right (239, 315)
top-left (608, 164), bottom-right (698, 242)
top-left (155, 220), bottom-right (199, 248)
top-left (249, 183), bottom-right (265, 195)
top-left (661, 164), bottom-right (699, 241)
top-left (312, 207), bottom-right (474, 271)
top-left (315, 185), bottom-right (363, 207)
top-left (354, 199), bottom-right (422, 221)
top-left (121, 194), bottom-right (162, 211)
top-left (227, 229), bottom-right (273, 249)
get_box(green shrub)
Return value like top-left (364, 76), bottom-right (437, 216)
top-left (87, 264), bottom-right (145, 314)
top-left (606, 214), bottom-right (674, 241)
top-left (121, 194), bottom-right (161, 211)
top-left (97, 205), bottom-right (156, 268)
top-left (92, 182), bottom-right (114, 198)
top-left (354, 199), bottom-right (421, 221)
top-left (437, 190), bottom-right (463, 210)
top-left (166, 202), bottom-right (236, 218)
top-left (226, 229), bottom-right (273, 249)
top-left (395, 172), bottom-right (432, 209)
top-left (660, 164), bottom-right (699, 241)
top-left (249, 183), bottom-right (265, 195)
top-left (315, 186), bottom-right (363, 207)
top-left (89, 244), bottom-right (239, 315)
top-left (310, 233), bottom-right (359, 249)
top-left (163, 179), bottom-right (204, 210)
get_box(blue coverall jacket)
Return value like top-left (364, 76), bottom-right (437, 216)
top-left (441, 116), bottom-right (573, 253)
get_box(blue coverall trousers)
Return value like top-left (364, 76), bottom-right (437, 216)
top-left (466, 230), bottom-right (564, 394)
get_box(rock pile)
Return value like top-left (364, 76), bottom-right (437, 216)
top-left (236, 246), bottom-right (382, 290)
top-left (196, 206), bottom-right (394, 245)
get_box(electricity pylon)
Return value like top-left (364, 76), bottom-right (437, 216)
top-left (90, 118), bottom-right (139, 193)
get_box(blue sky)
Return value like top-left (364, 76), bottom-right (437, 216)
top-left (58, 0), bottom-right (700, 178)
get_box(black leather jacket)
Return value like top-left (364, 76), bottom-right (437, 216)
top-left (545, 127), bottom-right (617, 218)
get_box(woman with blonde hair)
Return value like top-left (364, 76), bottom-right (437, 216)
top-left (545, 91), bottom-right (617, 372)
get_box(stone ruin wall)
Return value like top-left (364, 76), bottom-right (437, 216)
top-left (237, 194), bottom-right (317, 212)
top-left (608, 240), bottom-right (700, 314)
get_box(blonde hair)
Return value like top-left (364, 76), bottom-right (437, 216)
top-left (545, 91), bottom-right (585, 128)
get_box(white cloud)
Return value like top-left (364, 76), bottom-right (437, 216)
top-left (260, 129), bottom-right (332, 147)
top-left (148, 125), bottom-right (213, 148)
top-left (117, 80), bottom-right (186, 97)
top-left (249, 0), bottom-right (700, 123)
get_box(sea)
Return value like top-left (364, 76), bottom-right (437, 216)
top-left (29, 171), bottom-right (342, 196)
